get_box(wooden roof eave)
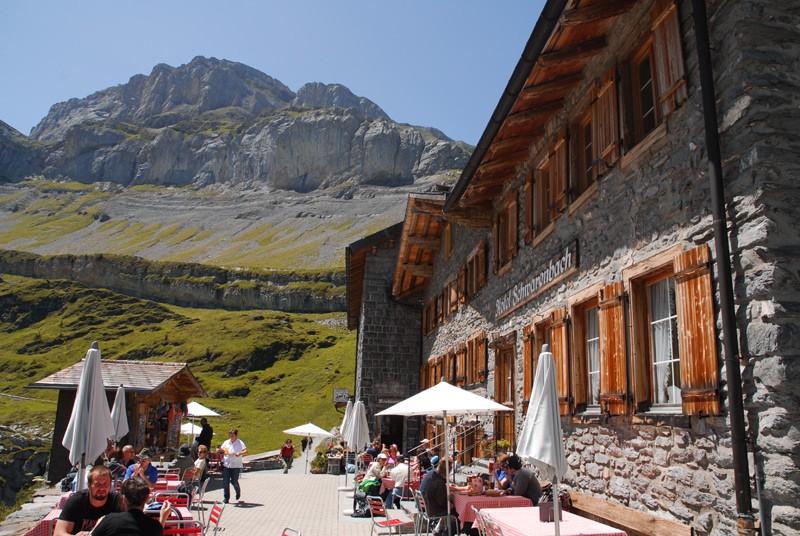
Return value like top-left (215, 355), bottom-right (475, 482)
top-left (445, 0), bottom-right (636, 214)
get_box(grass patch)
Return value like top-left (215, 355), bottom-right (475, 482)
top-left (0, 274), bottom-right (355, 454)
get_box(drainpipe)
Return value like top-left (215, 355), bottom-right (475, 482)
top-left (690, 1), bottom-right (756, 534)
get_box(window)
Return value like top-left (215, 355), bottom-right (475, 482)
top-left (628, 245), bottom-right (720, 415)
top-left (494, 340), bottom-right (516, 448)
top-left (571, 282), bottom-right (627, 415)
top-left (648, 276), bottom-right (681, 405)
top-left (571, 68), bottom-right (619, 201)
top-left (621, 0), bottom-right (687, 148)
top-left (455, 344), bottom-right (467, 387)
top-left (493, 191), bottom-right (518, 272)
top-left (535, 309), bottom-right (570, 415)
top-left (531, 134), bottom-right (567, 236)
top-left (466, 241), bottom-right (487, 296)
top-left (586, 306), bottom-right (601, 407)
top-left (466, 330), bottom-right (487, 384)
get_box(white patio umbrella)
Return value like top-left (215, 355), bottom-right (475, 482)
top-left (187, 401), bottom-right (220, 417)
top-left (376, 379), bottom-right (511, 536)
top-left (340, 400), bottom-right (353, 441)
top-left (341, 400), bottom-right (370, 485)
top-left (181, 422), bottom-right (203, 436)
top-left (62, 342), bottom-right (115, 491)
top-left (283, 422), bottom-right (333, 474)
top-left (516, 344), bottom-right (568, 536)
top-left (109, 384), bottom-right (129, 443)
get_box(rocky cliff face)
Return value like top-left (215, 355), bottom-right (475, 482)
top-left (6, 56), bottom-right (470, 191)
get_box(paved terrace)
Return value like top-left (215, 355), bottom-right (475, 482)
top-left (1, 458), bottom-right (415, 536)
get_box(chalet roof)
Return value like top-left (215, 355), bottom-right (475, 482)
top-left (29, 359), bottom-right (207, 399)
top-left (345, 222), bottom-right (404, 330)
top-left (444, 0), bottom-right (636, 217)
top-left (391, 194), bottom-right (447, 300)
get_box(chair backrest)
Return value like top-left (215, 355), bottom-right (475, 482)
top-left (367, 495), bottom-right (387, 517)
top-left (281, 528), bottom-right (302, 536)
top-left (153, 491), bottom-right (191, 507)
top-left (413, 489), bottom-right (427, 517)
top-left (163, 519), bottom-right (204, 535)
top-left (206, 501), bottom-right (225, 535)
top-left (193, 477), bottom-right (210, 504)
top-left (482, 515), bottom-right (505, 536)
top-left (182, 467), bottom-right (197, 482)
top-left (471, 506), bottom-right (487, 536)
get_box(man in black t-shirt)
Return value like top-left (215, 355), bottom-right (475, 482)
top-left (91, 477), bottom-right (170, 536)
top-left (54, 465), bottom-right (123, 536)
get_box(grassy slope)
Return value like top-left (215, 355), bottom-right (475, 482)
top-left (0, 274), bottom-right (355, 454)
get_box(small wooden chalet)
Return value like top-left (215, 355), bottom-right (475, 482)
top-left (30, 360), bottom-right (206, 482)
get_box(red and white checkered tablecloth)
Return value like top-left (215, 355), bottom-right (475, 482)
top-left (451, 493), bottom-right (533, 527)
top-left (22, 508), bottom-right (60, 536)
top-left (480, 506), bottom-right (627, 536)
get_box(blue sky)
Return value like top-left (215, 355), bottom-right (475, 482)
top-left (0, 1), bottom-right (545, 146)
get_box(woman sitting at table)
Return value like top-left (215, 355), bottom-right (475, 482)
top-left (501, 454), bottom-right (542, 503)
top-left (90, 478), bottom-right (171, 535)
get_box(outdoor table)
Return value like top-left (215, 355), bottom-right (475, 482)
top-left (155, 479), bottom-right (181, 491)
top-left (23, 508), bottom-right (60, 536)
top-left (379, 477), bottom-right (395, 495)
top-left (145, 505), bottom-right (193, 521)
top-left (480, 506), bottom-right (627, 536)
top-left (451, 492), bottom-right (533, 528)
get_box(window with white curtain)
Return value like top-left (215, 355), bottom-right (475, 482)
top-left (586, 306), bottom-right (600, 407)
top-left (648, 276), bottom-right (681, 406)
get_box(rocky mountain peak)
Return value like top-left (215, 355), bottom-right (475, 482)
top-left (292, 82), bottom-right (388, 120)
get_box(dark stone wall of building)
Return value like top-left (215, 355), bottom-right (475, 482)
top-left (354, 239), bottom-right (422, 454)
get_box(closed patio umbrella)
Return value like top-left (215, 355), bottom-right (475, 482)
top-left (62, 342), bottom-right (115, 491)
top-left (516, 344), bottom-right (568, 536)
top-left (109, 384), bottom-right (129, 443)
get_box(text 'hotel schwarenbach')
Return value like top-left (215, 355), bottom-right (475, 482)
top-left (346, 1), bottom-right (799, 536)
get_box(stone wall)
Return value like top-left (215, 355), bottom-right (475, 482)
top-left (355, 239), bottom-right (422, 453)
top-left (413, 0), bottom-right (800, 535)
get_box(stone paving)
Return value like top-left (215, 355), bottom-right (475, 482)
top-left (194, 458), bottom-right (413, 536)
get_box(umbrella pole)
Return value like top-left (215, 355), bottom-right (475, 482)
top-left (444, 411), bottom-right (452, 536)
top-left (553, 477), bottom-right (561, 536)
top-left (77, 454), bottom-right (87, 492)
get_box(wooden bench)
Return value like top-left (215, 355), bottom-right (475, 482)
top-left (570, 491), bottom-right (693, 536)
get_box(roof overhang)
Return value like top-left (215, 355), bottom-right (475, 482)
top-left (444, 0), bottom-right (636, 215)
top-left (29, 360), bottom-right (207, 399)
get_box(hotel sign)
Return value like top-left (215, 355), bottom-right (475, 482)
top-left (496, 240), bottom-right (578, 319)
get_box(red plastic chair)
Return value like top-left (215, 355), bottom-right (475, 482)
top-left (163, 519), bottom-right (204, 535)
top-left (205, 501), bottom-right (225, 536)
top-left (366, 495), bottom-right (414, 536)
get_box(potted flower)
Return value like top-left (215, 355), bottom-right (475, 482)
top-left (480, 437), bottom-right (512, 458)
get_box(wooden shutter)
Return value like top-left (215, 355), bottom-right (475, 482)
top-left (550, 309), bottom-right (571, 415)
top-left (522, 325), bottom-right (533, 413)
top-left (477, 241), bottom-right (487, 289)
top-left (593, 66), bottom-right (620, 166)
top-left (524, 178), bottom-right (533, 243)
top-left (476, 331), bottom-right (488, 382)
top-left (674, 245), bottom-right (720, 415)
top-left (553, 136), bottom-right (568, 213)
top-left (458, 267), bottom-right (466, 304)
top-left (455, 344), bottom-right (467, 387)
top-left (508, 191), bottom-right (519, 259)
top-left (571, 304), bottom-right (589, 413)
top-left (492, 216), bottom-right (500, 274)
top-left (653, 0), bottom-right (687, 116)
top-left (599, 282), bottom-right (628, 415)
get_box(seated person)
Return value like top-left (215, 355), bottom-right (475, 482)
top-left (169, 444), bottom-right (195, 479)
top-left (359, 452), bottom-right (390, 501)
top-left (124, 449), bottom-right (159, 489)
top-left (365, 438), bottom-right (382, 460)
top-left (501, 454), bottom-right (542, 503)
top-left (492, 453), bottom-right (511, 490)
top-left (422, 459), bottom-right (460, 536)
top-left (194, 445), bottom-right (209, 482)
top-left (90, 477), bottom-right (171, 536)
top-left (54, 465), bottom-right (123, 536)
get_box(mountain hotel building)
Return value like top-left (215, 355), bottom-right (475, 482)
top-left (346, 1), bottom-right (799, 535)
